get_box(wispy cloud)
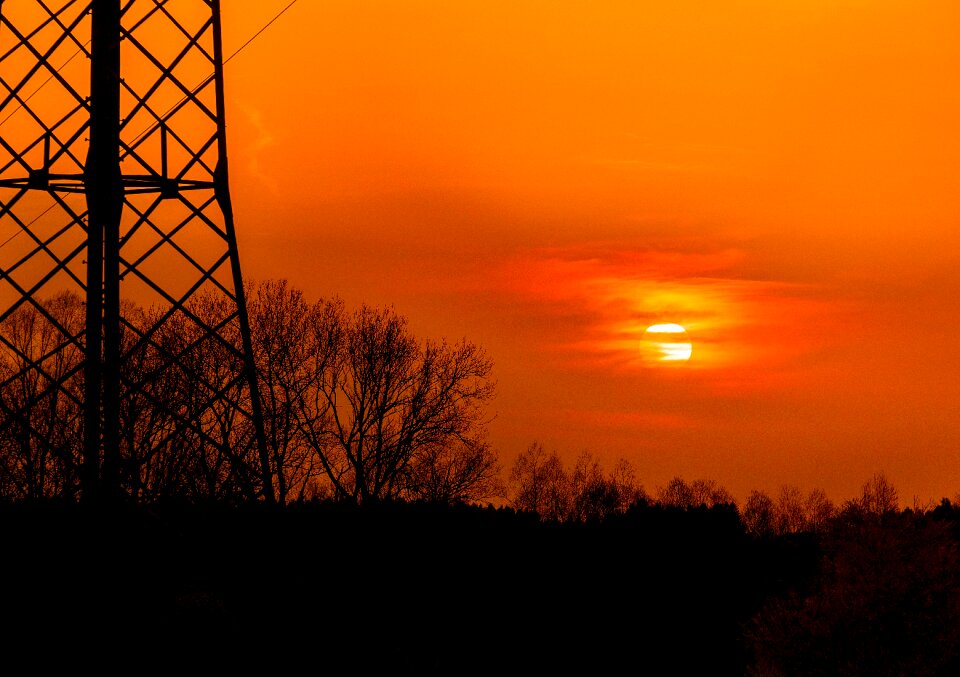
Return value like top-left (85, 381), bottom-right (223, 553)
top-left (233, 101), bottom-right (279, 195)
top-left (496, 242), bottom-right (846, 388)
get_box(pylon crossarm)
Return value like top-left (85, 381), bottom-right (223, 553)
top-left (0, 180), bottom-right (87, 193)
top-left (121, 119), bottom-right (217, 182)
top-left (119, 119), bottom-right (217, 185)
top-left (121, 179), bottom-right (213, 194)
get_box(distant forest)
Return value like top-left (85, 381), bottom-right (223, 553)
top-left (2, 281), bottom-right (959, 674)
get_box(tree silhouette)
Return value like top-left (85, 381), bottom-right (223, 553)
top-left (0, 293), bottom-right (84, 499)
top-left (855, 471), bottom-right (899, 518)
top-left (0, 281), bottom-right (499, 506)
top-left (275, 293), bottom-right (498, 504)
top-left (246, 280), bottom-right (328, 502)
top-left (569, 451), bottom-right (647, 522)
top-left (741, 486), bottom-right (836, 537)
top-left (656, 476), bottom-right (732, 508)
top-left (775, 485), bottom-right (806, 534)
top-left (742, 489), bottom-right (777, 537)
top-left (509, 445), bottom-right (646, 522)
top-left (804, 487), bottom-right (835, 534)
top-left (509, 441), bottom-right (570, 520)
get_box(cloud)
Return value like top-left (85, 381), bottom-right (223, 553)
top-left (232, 100), bottom-right (279, 195)
top-left (495, 241), bottom-right (847, 388)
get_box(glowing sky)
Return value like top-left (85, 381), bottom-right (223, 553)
top-left (218, 0), bottom-right (960, 504)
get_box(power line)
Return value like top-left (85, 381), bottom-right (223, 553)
top-left (0, 202), bottom-right (58, 250)
top-left (0, 41), bottom-right (90, 128)
top-left (225, 0), bottom-right (298, 66)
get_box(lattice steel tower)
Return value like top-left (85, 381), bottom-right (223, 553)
top-left (0, 1), bottom-right (271, 502)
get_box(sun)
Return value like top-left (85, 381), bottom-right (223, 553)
top-left (641, 323), bottom-right (692, 363)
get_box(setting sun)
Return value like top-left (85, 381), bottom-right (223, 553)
top-left (641, 324), bottom-right (693, 363)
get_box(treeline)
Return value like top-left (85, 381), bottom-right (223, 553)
top-left (501, 446), bottom-right (960, 675)
top-left (4, 485), bottom-right (960, 675)
top-left (505, 439), bottom-right (903, 534)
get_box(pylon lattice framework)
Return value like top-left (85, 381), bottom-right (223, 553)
top-left (0, 0), bottom-right (270, 501)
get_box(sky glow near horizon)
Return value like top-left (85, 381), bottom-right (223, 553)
top-left (202, 0), bottom-right (960, 504)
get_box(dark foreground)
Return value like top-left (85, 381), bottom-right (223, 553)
top-left (2, 500), bottom-right (957, 675)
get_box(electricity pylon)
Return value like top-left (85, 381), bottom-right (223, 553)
top-left (0, 1), bottom-right (271, 502)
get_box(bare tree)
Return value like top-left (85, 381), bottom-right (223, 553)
top-left (656, 477), bottom-right (696, 508)
top-left (567, 452), bottom-right (647, 522)
top-left (741, 486), bottom-right (835, 536)
top-left (171, 292), bottom-right (264, 502)
top-left (657, 477), bottom-right (732, 509)
top-left (509, 441), bottom-right (570, 520)
top-left (569, 451), bottom-right (613, 522)
top-left (296, 300), bottom-right (497, 505)
top-left (742, 489), bottom-right (776, 536)
top-left (247, 280), bottom-right (327, 503)
top-left (610, 458), bottom-right (649, 509)
top-left (804, 487), bottom-right (835, 533)
top-left (404, 434), bottom-right (504, 504)
top-left (775, 485), bottom-right (806, 534)
top-left (858, 471), bottom-right (899, 517)
top-left (692, 478), bottom-right (734, 506)
top-left (117, 302), bottom-right (191, 501)
top-left (0, 293), bottom-right (84, 500)
top-left (0, 281), bottom-right (500, 506)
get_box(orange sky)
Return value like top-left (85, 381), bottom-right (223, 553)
top-left (216, 0), bottom-right (960, 505)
